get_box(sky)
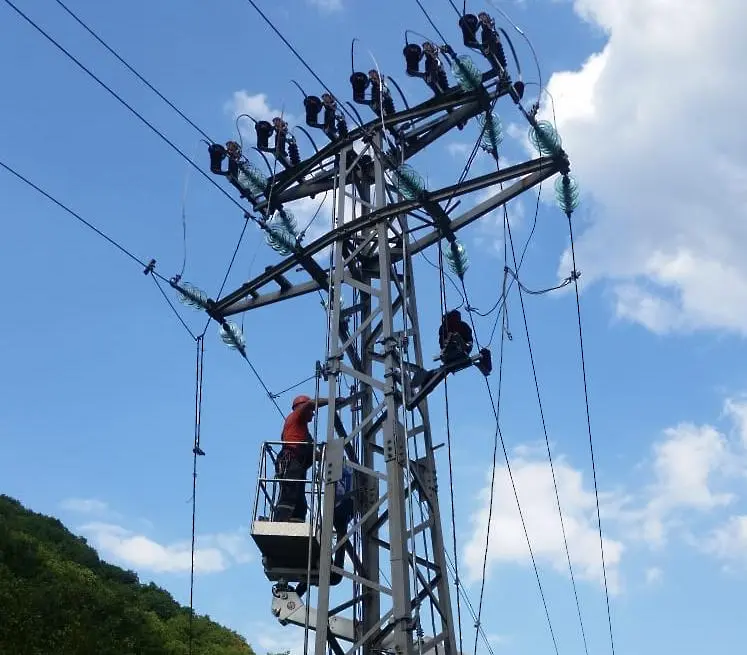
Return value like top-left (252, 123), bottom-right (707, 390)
top-left (1, 0), bottom-right (747, 654)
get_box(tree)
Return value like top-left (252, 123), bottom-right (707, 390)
top-left (0, 495), bottom-right (256, 655)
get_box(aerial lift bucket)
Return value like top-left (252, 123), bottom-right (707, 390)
top-left (249, 441), bottom-right (323, 584)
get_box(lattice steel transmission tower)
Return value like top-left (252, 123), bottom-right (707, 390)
top-left (189, 13), bottom-right (569, 655)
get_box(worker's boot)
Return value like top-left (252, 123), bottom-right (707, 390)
top-left (475, 348), bottom-right (493, 376)
top-left (441, 334), bottom-right (471, 367)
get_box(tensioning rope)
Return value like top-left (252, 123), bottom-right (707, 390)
top-left (472, 212), bottom-right (508, 655)
top-left (566, 212), bottom-right (616, 655)
top-left (437, 241), bottom-right (465, 655)
top-left (188, 336), bottom-right (206, 655)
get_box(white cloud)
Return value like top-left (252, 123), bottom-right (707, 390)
top-left (248, 620), bottom-right (305, 655)
top-left (308, 0), bottom-right (343, 10)
top-left (541, 0), bottom-right (747, 334)
top-left (446, 142), bottom-right (473, 158)
top-left (463, 452), bottom-right (624, 594)
top-left (724, 397), bottom-right (747, 448)
top-left (199, 529), bottom-right (254, 565)
top-left (80, 522), bottom-right (252, 574)
top-left (641, 423), bottom-right (736, 546)
top-left (472, 193), bottom-right (526, 256)
top-left (60, 498), bottom-right (109, 514)
top-left (225, 91), bottom-right (292, 126)
top-left (645, 566), bottom-right (663, 586)
top-left (465, 394), bottom-right (747, 591)
top-left (703, 516), bottom-right (747, 569)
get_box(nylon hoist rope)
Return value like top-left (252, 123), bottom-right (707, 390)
top-left (188, 336), bottom-right (206, 655)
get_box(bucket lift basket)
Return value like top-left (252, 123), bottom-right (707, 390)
top-left (250, 440), bottom-right (324, 585)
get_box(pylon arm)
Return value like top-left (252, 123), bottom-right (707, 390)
top-left (272, 589), bottom-right (360, 643)
top-left (405, 350), bottom-right (491, 411)
top-left (272, 589), bottom-right (434, 653)
top-left (214, 157), bottom-right (560, 317)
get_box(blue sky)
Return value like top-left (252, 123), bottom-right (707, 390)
top-left (2, 0), bottom-right (747, 653)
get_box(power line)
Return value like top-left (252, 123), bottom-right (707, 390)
top-left (409, 4), bottom-right (561, 639)
top-left (2, 0), bottom-right (255, 220)
top-left (151, 274), bottom-right (199, 341)
top-left (1, 156), bottom-right (205, 342)
top-left (412, 0), bottom-right (451, 44)
top-left (269, 373), bottom-right (318, 399)
top-left (454, 211), bottom-right (560, 655)
top-left (241, 0), bottom-right (395, 145)
top-left (406, 7), bottom-right (573, 644)
top-left (481, 376), bottom-right (561, 655)
top-left (199, 216), bottom-right (252, 337)
top-left (188, 336), bottom-right (206, 655)
top-left (436, 243), bottom-right (465, 655)
top-left (419, 250), bottom-right (465, 308)
top-left (483, 178), bottom-right (542, 346)
top-left (443, 551), bottom-right (495, 655)
top-left (0, 159), bottom-right (166, 281)
top-left (1, 156), bottom-right (286, 428)
top-left (242, 0), bottom-right (350, 119)
top-left (52, 0), bottom-right (212, 142)
top-left (567, 213), bottom-right (616, 655)
top-left (505, 214), bottom-right (590, 655)
top-left (469, 262), bottom-right (572, 319)
top-left (240, 352), bottom-right (286, 419)
top-left (472, 271), bottom-right (507, 655)
top-left (444, 96), bottom-right (500, 214)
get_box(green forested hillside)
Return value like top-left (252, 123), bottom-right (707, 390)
top-left (0, 494), bottom-right (255, 655)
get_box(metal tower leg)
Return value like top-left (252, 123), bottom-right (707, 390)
top-left (309, 134), bottom-right (460, 655)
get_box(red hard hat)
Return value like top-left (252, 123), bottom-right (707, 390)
top-left (292, 395), bottom-right (312, 410)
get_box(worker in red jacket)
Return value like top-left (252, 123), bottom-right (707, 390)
top-left (273, 394), bottom-right (329, 522)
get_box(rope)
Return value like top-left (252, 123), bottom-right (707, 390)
top-left (482, 377), bottom-right (561, 655)
top-left (443, 552), bottom-right (494, 655)
top-left (302, 148), bottom-right (340, 655)
top-left (452, 204), bottom-right (560, 652)
top-left (200, 215), bottom-right (251, 337)
top-left (188, 336), bottom-right (206, 655)
top-left (239, 354), bottom-right (285, 419)
top-left (419, 250), bottom-right (466, 309)
top-left (399, 189), bottom-right (427, 655)
top-left (566, 213), bottom-right (616, 655)
top-left (472, 226), bottom-right (508, 655)
top-left (270, 374), bottom-right (319, 399)
top-left (505, 212), bottom-right (590, 655)
top-left (455, 144), bottom-right (581, 651)
top-left (437, 242), bottom-right (465, 655)
top-left (303, 365), bottom-right (324, 655)
top-left (150, 275), bottom-right (198, 341)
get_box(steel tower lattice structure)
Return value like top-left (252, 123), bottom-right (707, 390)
top-left (196, 21), bottom-right (568, 655)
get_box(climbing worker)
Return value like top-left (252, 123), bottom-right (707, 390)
top-left (295, 461), bottom-right (355, 598)
top-left (438, 309), bottom-right (474, 364)
top-left (273, 394), bottom-right (329, 523)
top-left (334, 463), bottom-right (355, 534)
